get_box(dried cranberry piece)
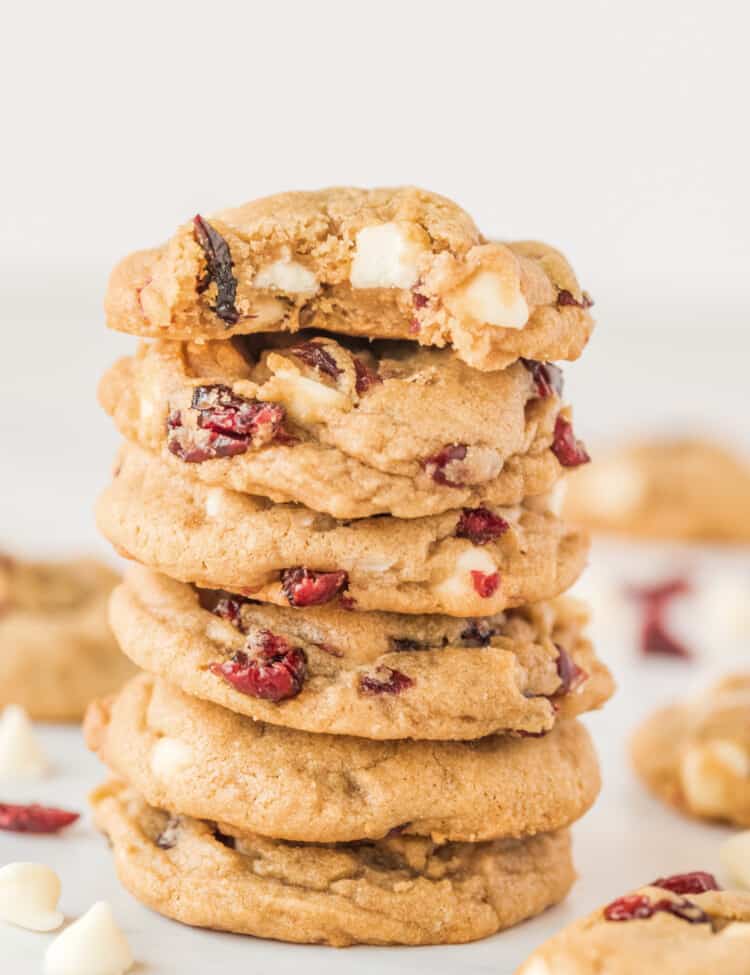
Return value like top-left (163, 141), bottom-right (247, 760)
top-left (413, 291), bottom-right (429, 309)
top-left (555, 644), bottom-right (588, 695)
top-left (460, 620), bottom-right (496, 646)
top-left (551, 415), bottom-right (591, 467)
top-left (354, 357), bottom-right (382, 395)
top-left (289, 342), bottom-right (342, 380)
top-left (628, 577), bottom-right (693, 659)
top-left (521, 359), bottom-right (564, 399)
top-left (471, 571), bottom-right (500, 599)
top-left (557, 289), bottom-right (594, 310)
top-left (455, 508), bottom-right (509, 546)
top-left (390, 637), bottom-right (427, 652)
top-left (193, 215), bottom-right (239, 325)
top-left (652, 872), bottom-right (720, 895)
top-left (0, 802), bottom-right (79, 834)
top-left (212, 595), bottom-right (248, 628)
top-left (359, 667), bottom-right (414, 695)
top-left (604, 894), bottom-right (654, 921)
top-left (281, 567), bottom-right (349, 607)
top-left (423, 443), bottom-right (468, 487)
top-left (210, 630), bottom-right (307, 702)
top-left (167, 384), bottom-right (287, 463)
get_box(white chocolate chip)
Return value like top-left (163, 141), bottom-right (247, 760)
top-left (680, 740), bottom-right (750, 816)
top-left (204, 488), bottom-right (226, 518)
top-left (547, 479), bottom-right (568, 516)
top-left (571, 460), bottom-right (646, 518)
top-left (436, 548), bottom-right (498, 608)
top-left (45, 902), bottom-right (133, 975)
top-left (0, 705), bottom-right (48, 781)
top-left (264, 358), bottom-right (348, 423)
top-left (0, 863), bottom-right (63, 932)
top-left (254, 259), bottom-right (319, 294)
top-left (721, 922), bottom-right (750, 937)
top-left (350, 222), bottom-right (427, 289)
top-left (444, 269), bottom-right (529, 329)
top-left (150, 737), bottom-right (194, 780)
top-left (518, 960), bottom-right (553, 975)
top-left (720, 831), bottom-right (750, 890)
top-left (138, 397), bottom-right (155, 420)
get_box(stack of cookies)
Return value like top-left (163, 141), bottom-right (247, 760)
top-left (85, 187), bottom-right (614, 947)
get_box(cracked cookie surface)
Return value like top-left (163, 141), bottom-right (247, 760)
top-left (516, 877), bottom-right (750, 975)
top-left (91, 779), bottom-right (575, 946)
top-left (110, 567), bottom-right (613, 740)
top-left (0, 554), bottom-right (134, 721)
top-left (97, 443), bottom-right (588, 617)
top-left (105, 186), bottom-right (594, 373)
top-left (85, 673), bottom-right (601, 843)
top-left (631, 674), bottom-right (750, 826)
top-left (99, 334), bottom-right (569, 519)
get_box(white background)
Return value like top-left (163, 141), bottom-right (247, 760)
top-left (1, 2), bottom-right (749, 972)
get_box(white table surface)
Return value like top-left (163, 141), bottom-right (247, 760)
top-left (2, 536), bottom-right (748, 974)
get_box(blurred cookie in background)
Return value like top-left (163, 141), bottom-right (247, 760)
top-left (0, 554), bottom-right (134, 721)
top-left (564, 438), bottom-right (750, 543)
top-left (631, 674), bottom-right (750, 826)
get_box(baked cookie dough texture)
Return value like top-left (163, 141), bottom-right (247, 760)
top-left (0, 554), bottom-right (133, 721)
top-left (632, 674), bottom-right (750, 827)
top-left (564, 438), bottom-right (750, 543)
top-left (516, 875), bottom-right (750, 974)
top-left (89, 185), bottom-right (613, 947)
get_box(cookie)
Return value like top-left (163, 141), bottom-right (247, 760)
top-left (631, 674), bottom-right (750, 826)
top-left (516, 873), bottom-right (750, 975)
top-left (85, 673), bottom-right (601, 844)
top-left (564, 438), bottom-right (750, 543)
top-left (0, 554), bottom-right (134, 721)
top-left (91, 779), bottom-right (575, 946)
top-left (97, 443), bottom-right (589, 617)
top-left (111, 567), bottom-right (613, 740)
top-left (99, 334), bottom-right (576, 519)
top-left (104, 186), bottom-right (594, 373)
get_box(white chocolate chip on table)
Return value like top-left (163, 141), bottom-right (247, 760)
top-left (45, 902), bottom-right (133, 975)
top-left (0, 863), bottom-right (63, 932)
top-left (0, 705), bottom-right (48, 781)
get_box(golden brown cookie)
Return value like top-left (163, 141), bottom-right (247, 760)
top-left (98, 335), bottom-right (578, 519)
top-left (104, 186), bottom-right (594, 372)
top-left (85, 673), bottom-right (601, 844)
top-left (631, 674), bottom-right (750, 826)
top-left (91, 779), bottom-right (576, 946)
top-left (0, 554), bottom-right (133, 721)
top-left (97, 443), bottom-right (589, 617)
top-left (516, 873), bottom-right (750, 975)
top-left (110, 567), bottom-right (613, 740)
top-left (564, 439), bottom-right (750, 543)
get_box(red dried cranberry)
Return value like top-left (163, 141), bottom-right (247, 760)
top-left (628, 577), bottom-right (693, 659)
top-left (604, 894), bottom-right (654, 922)
top-left (354, 357), bottom-right (382, 395)
top-left (281, 567), bottom-right (349, 607)
top-left (289, 341), bottom-right (342, 380)
top-left (423, 443), bottom-right (468, 487)
top-left (551, 415), bottom-right (591, 467)
top-left (409, 319), bottom-right (421, 335)
top-left (210, 630), bottom-right (307, 702)
top-left (0, 802), bottom-right (79, 834)
top-left (455, 508), bottom-right (509, 546)
top-left (168, 384), bottom-right (287, 463)
top-left (460, 619), bottom-right (496, 646)
top-left (557, 289), bottom-right (594, 310)
top-left (413, 292), bottom-right (428, 309)
top-left (471, 571), bottom-right (500, 598)
top-left (652, 872), bottom-right (720, 895)
top-left (212, 595), bottom-right (248, 628)
top-left (555, 644), bottom-right (588, 695)
top-left (193, 215), bottom-right (239, 325)
top-left (359, 667), bottom-right (414, 695)
top-left (521, 359), bottom-right (564, 399)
